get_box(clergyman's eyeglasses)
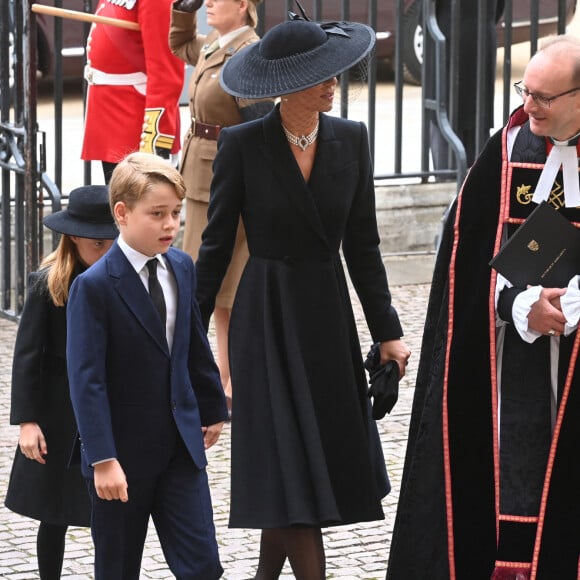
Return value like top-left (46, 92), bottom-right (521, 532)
top-left (514, 80), bottom-right (580, 108)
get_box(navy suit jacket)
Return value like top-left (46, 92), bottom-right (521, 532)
top-left (66, 241), bottom-right (227, 479)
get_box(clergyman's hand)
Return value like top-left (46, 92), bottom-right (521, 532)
top-left (527, 287), bottom-right (567, 337)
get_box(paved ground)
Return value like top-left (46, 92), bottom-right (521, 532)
top-left (0, 260), bottom-right (431, 579)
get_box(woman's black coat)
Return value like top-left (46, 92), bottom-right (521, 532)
top-left (196, 107), bottom-right (404, 528)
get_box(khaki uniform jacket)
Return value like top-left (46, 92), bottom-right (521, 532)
top-left (170, 10), bottom-right (263, 203)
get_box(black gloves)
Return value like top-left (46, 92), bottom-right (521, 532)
top-left (364, 343), bottom-right (400, 420)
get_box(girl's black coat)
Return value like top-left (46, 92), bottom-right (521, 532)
top-left (5, 270), bottom-right (90, 526)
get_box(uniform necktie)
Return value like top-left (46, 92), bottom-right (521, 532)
top-left (146, 258), bottom-right (166, 327)
top-left (204, 38), bottom-right (220, 59)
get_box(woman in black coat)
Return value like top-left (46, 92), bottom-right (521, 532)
top-left (195, 15), bottom-right (412, 579)
top-left (4, 186), bottom-right (117, 579)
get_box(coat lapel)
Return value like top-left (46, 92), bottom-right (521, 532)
top-left (309, 115), bottom-right (344, 189)
top-left (106, 243), bottom-right (169, 356)
top-left (259, 109), bottom-right (333, 249)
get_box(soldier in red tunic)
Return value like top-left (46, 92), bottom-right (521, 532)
top-left (81, 0), bottom-right (184, 183)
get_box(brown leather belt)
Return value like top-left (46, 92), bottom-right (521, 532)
top-left (191, 118), bottom-right (221, 140)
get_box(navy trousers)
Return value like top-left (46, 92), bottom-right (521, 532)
top-left (87, 438), bottom-right (222, 580)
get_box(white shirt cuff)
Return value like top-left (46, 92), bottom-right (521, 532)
top-left (560, 275), bottom-right (580, 336)
top-left (495, 273), bottom-right (511, 327)
top-left (512, 286), bottom-right (543, 343)
top-left (92, 458), bottom-right (116, 466)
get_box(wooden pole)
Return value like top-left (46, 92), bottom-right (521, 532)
top-left (30, 3), bottom-right (141, 31)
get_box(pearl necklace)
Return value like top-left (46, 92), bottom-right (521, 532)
top-left (282, 121), bottom-right (320, 152)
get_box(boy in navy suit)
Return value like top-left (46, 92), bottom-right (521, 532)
top-left (66, 152), bottom-right (227, 580)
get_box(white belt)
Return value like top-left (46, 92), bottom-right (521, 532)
top-left (84, 65), bottom-right (147, 95)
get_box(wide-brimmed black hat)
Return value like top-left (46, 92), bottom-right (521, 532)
top-left (43, 185), bottom-right (118, 239)
top-left (220, 17), bottom-right (376, 99)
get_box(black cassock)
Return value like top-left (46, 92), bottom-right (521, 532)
top-left (387, 107), bottom-right (580, 580)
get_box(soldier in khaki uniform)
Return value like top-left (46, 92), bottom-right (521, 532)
top-left (170, 0), bottom-right (273, 415)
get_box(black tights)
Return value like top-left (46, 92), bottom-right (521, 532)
top-left (254, 527), bottom-right (325, 580)
top-left (37, 522), bottom-right (67, 580)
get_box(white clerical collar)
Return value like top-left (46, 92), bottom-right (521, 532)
top-left (532, 132), bottom-right (580, 207)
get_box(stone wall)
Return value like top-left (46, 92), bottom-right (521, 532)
top-left (375, 182), bottom-right (456, 255)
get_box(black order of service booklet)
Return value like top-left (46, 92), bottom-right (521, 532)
top-left (489, 201), bottom-right (580, 288)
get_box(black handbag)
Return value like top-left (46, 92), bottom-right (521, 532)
top-left (364, 342), bottom-right (399, 420)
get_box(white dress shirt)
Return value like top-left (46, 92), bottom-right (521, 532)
top-left (117, 236), bottom-right (177, 352)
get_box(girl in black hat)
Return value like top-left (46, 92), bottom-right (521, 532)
top-left (195, 15), bottom-right (411, 579)
top-left (4, 185), bottom-right (117, 579)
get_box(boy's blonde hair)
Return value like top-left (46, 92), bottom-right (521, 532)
top-left (109, 152), bottom-right (186, 217)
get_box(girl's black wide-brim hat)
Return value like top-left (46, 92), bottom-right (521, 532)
top-left (43, 185), bottom-right (118, 239)
top-left (220, 17), bottom-right (376, 99)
